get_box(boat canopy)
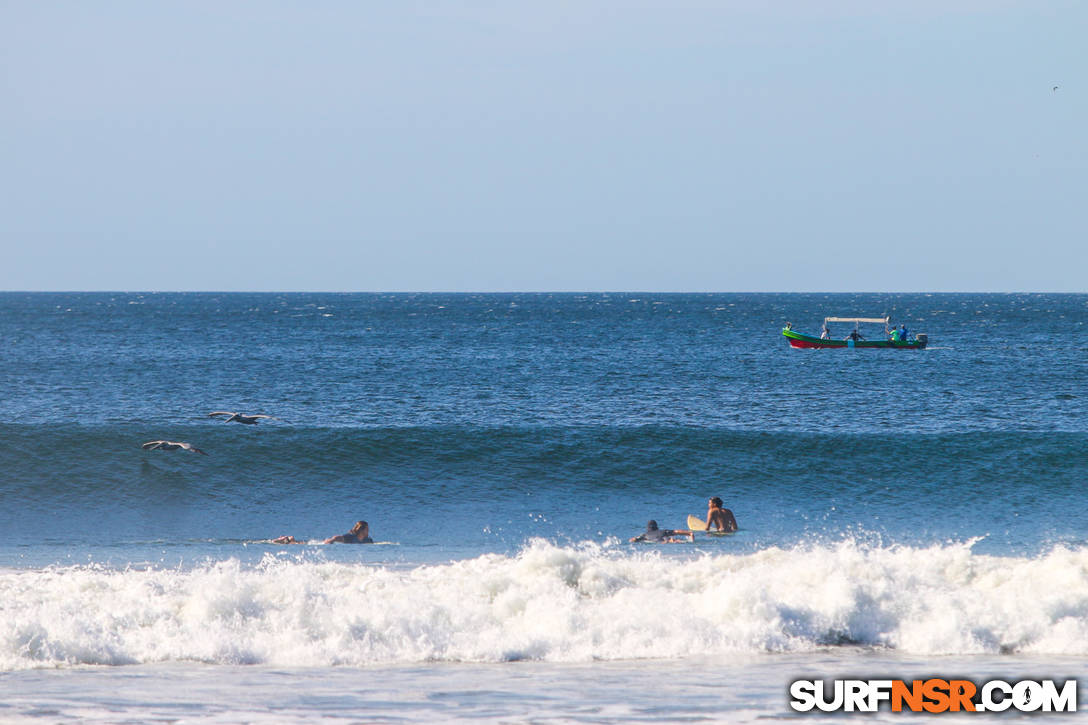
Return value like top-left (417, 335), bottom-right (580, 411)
top-left (824, 316), bottom-right (889, 324)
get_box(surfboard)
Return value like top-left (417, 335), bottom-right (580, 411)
top-left (688, 514), bottom-right (733, 536)
top-left (687, 514), bottom-right (708, 531)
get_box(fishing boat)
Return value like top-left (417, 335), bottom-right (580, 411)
top-left (782, 316), bottom-right (927, 349)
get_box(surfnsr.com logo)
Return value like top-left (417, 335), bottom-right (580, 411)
top-left (789, 679), bottom-right (1077, 713)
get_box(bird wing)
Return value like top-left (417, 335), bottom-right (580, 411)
top-left (178, 442), bottom-right (208, 455)
top-left (250, 415), bottom-right (277, 420)
top-left (208, 411), bottom-right (235, 418)
top-left (142, 441), bottom-right (165, 450)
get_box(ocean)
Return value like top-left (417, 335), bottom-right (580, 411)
top-left (1, 292), bottom-right (1086, 722)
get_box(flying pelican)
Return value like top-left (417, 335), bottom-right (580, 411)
top-left (142, 440), bottom-right (208, 455)
top-left (208, 411), bottom-right (279, 425)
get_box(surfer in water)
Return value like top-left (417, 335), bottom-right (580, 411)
top-left (704, 497), bottom-right (738, 533)
top-left (629, 520), bottom-right (694, 543)
top-left (271, 520), bottom-right (373, 545)
top-left (324, 520), bottom-right (372, 544)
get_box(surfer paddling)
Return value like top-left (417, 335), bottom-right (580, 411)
top-left (271, 521), bottom-right (373, 545)
top-left (629, 520), bottom-right (694, 543)
top-left (141, 440), bottom-right (207, 455)
top-left (324, 520), bottom-right (372, 544)
top-left (208, 411), bottom-right (279, 425)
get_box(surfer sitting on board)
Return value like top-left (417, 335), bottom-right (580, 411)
top-left (705, 497), bottom-right (738, 533)
top-left (629, 520), bottom-right (694, 543)
top-left (271, 520), bottom-right (374, 545)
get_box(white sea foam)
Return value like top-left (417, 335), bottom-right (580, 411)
top-left (4, 539), bottom-right (1088, 670)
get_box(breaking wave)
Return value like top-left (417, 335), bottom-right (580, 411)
top-left (4, 539), bottom-right (1088, 670)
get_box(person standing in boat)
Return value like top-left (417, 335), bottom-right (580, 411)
top-left (899, 324), bottom-right (909, 342)
top-left (821, 323), bottom-right (831, 339)
top-left (847, 329), bottom-right (863, 342)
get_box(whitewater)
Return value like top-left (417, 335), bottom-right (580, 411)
top-left (5, 540), bottom-right (1088, 672)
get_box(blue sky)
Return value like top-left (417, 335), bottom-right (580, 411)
top-left (1, 1), bottom-right (1084, 291)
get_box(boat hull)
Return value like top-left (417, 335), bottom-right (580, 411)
top-left (782, 329), bottom-right (926, 349)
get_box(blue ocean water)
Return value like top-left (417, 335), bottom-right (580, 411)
top-left (2, 292), bottom-right (1085, 558)
top-left (1, 292), bottom-right (1086, 721)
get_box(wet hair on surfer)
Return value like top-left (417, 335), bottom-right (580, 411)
top-left (646, 520), bottom-right (659, 530)
top-left (710, 497), bottom-right (723, 507)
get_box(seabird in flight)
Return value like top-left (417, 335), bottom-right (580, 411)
top-left (142, 440), bottom-right (208, 455)
top-left (208, 411), bottom-right (279, 425)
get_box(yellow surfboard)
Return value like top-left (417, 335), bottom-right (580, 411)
top-left (688, 514), bottom-right (733, 536)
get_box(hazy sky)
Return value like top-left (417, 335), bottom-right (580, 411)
top-left (2, 1), bottom-right (1084, 291)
